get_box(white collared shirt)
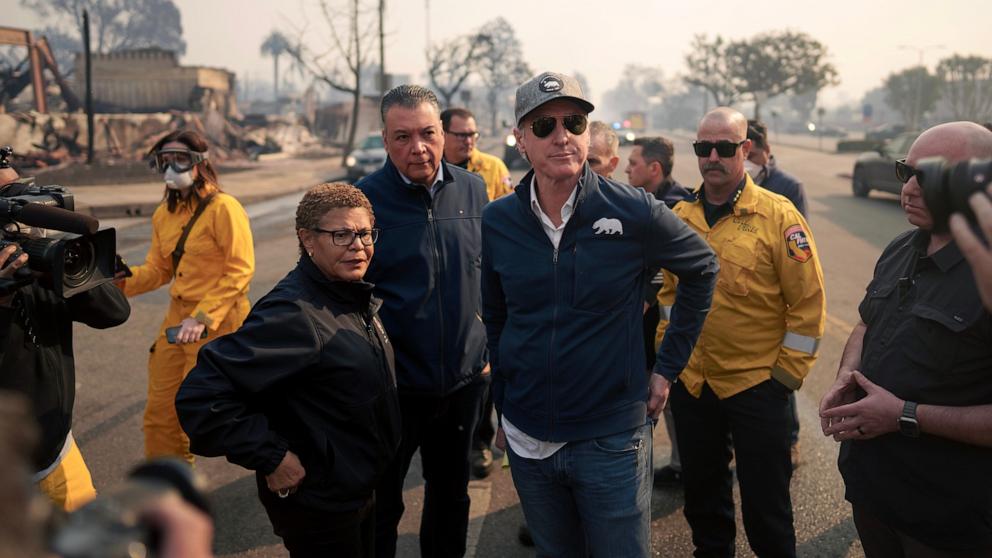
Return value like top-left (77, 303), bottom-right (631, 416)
top-left (528, 175), bottom-right (577, 250)
top-left (501, 175), bottom-right (579, 460)
top-left (397, 163), bottom-right (445, 198)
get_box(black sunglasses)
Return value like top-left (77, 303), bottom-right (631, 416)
top-left (312, 227), bottom-right (380, 246)
top-left (895, 158), bottom-right (922, 184)
top-left (530, 114), bottom-right (588, 138)
top-left (692, 140), bottom-right (746, 158)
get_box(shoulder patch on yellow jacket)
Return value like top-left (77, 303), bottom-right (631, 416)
top-left (784, 223), bottom-right (812, 263)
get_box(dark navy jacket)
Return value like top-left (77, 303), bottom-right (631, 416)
top-left (760, 165), bottom-right (807, 217)
top-left (358, 158), bottom-right (489, 395)
top-left (481, 165), bottom-right (718, 442)
top-left (654, 178), bottom-right (693, 208)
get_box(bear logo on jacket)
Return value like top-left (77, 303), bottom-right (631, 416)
top-left (592, 218), bottom-right (623, 235)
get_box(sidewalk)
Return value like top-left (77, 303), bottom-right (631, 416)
top-left (70, 156), bottom-right (343, 220)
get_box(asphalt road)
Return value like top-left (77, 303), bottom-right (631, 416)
top-left (68, 138), bottom-right (906, 557)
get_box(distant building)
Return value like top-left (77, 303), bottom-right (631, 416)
top-left (75, 48), bottom-right (238, 117)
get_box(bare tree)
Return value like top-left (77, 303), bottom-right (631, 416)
top-left (260, 31), bottom-right (291, 102)
top-left (937, 54), bottom-right (992, 122)
top-left (286, 0), bottom-right (377, 164)
top-left (475, 17), bottom-right (531, 134)
top-left (426, 33), bottom-right (486, 108)
top-left (684, 34), bottom-right (737, 108)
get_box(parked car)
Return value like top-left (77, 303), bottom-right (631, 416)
top-left (345, 133), bottom-right (387, 181)
top-left (851, 131), bottom-right (919, 197)
top-left (866, 123), bottom-right (908, 143)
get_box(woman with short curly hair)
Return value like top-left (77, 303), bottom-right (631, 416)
top-left (177, 182), bottom-right (400, 558)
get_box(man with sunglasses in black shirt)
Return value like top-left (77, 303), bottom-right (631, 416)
top-left (656, 107), bottom-right (825, 558)
top-left (820, 122), bottom-right (992, 556)
top-left (481, 71), bottom-right (718, 557)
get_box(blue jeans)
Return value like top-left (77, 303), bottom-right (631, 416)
top-left (507, 420), bottom-right (653, 558)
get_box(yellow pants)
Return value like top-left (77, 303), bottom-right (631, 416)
top-left (37, 437), bottom-right (96, 512)
top-left (144, 296), bottom-right (250, 464)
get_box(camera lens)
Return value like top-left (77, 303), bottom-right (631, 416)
top-left (918, 157), bottom-right (992, 231)
top-left (62, 237), bottom-right (96, 289)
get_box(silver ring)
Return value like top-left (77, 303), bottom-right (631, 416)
top-left (857, 426), bottom-right (866, 436)
top-left (277, 489), bottom-right (290, 498)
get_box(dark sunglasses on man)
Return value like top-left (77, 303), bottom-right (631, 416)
top-left (150, 147), bottom-right (209, 174)
top-left (895, 158), bottom-right (923, 184)
top-left (529, 114), bottom-right (588, 138)
top-left (692, 140), bottom-right (746, 158)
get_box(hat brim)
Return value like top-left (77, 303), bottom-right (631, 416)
top-left (517, 96), bottom-right (595, 126)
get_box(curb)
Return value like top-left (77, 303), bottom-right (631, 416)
top-left (78, 174), bottom-right (347, 220)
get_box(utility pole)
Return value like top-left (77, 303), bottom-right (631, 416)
top-left (424, 0), bottom-right (431, 51)
top-left (379, 0), bottom-right (386, 95)
top-left (83, 9), bottom-right (94, 165)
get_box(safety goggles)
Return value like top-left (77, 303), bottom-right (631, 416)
top-left (529, 114), bottom-right (588, 138)
top-left (312, 227), bottom-right (380, 246)
top-left (150, 147), bottom-right (208, 174)
top-left (895, 158), bottom-right (922, 184)
top-left (692, 140), bottom-right (746, 158)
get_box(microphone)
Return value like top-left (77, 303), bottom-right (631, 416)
top-left (1, 199), bottom-right (99, 235)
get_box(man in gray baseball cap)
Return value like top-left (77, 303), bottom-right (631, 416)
top-left (481, 71), bottom-right (719, 556)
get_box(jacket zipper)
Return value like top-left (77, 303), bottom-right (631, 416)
top-left (424, 200), bottom-right (446, 393)
top-left (363, 311), bottom-right (391, 385)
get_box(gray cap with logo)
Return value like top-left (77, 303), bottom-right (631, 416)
top-left (514, 71), bottom-right (595, 125)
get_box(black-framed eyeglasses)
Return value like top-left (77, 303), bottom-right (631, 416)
top-left (895, 158), bottom-right (922, 183)
top-left (692, 140), bottom-right (746, 158)
top-left (446, 130), bottom-right (480, 141)
top-left (312, 227), bottom-right (380, 246)
top-left (530, 114), bottom-right (588, 138)
top-left (150, 147), bottom-right (208, 174)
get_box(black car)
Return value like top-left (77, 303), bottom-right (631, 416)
top-left (851, 132), bottom-right (919, 197)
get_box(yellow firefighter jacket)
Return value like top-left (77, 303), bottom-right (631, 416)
top-left (124, 189), bottom-right (255, 330)
top-left (656, 175), bottom-right (825, 399)
top-left (467, 149), bottom-right (513, 201)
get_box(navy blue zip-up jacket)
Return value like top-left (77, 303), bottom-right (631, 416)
top-left (358, 158), bottom-right (489, 395)
top-left (482, 165), bottom-right (719, 442)
top-left (760, 164), bottom-right (807, 217)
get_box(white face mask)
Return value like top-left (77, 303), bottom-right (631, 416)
top-left (164, 167), bottom-right (195, 190)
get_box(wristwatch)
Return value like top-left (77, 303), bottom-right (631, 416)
top-left (898, 400), bottom-right (920, 438)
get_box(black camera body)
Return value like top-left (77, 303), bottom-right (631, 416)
top-left (1, 182), bottom-right (116, 298)
top-left (916, 157), bottom-right (992, 230)
top-left (50, 459), bottom-right (211, 558)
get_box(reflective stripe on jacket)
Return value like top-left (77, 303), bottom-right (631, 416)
top-left (124, 190), bottom-right (255, 330)
top-left (656, 174), bottom-right (825, 398)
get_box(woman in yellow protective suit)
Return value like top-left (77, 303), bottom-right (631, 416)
top-left (119, 130), bottom-right (254, 464)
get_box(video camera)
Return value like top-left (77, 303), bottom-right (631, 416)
top-left (916, 157), bottom-right (992, 230)
top-left (50, 459), bottom-right (211, 558)
top-left (0, 146), bottom-right (116, 298)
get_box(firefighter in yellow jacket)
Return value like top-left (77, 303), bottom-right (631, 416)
top-left (118, 130), bottom-right (255, 465)
top-left (441, 107), bottom-right (513, 201)
top-left (655, 108), bottom-right (825, 557)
